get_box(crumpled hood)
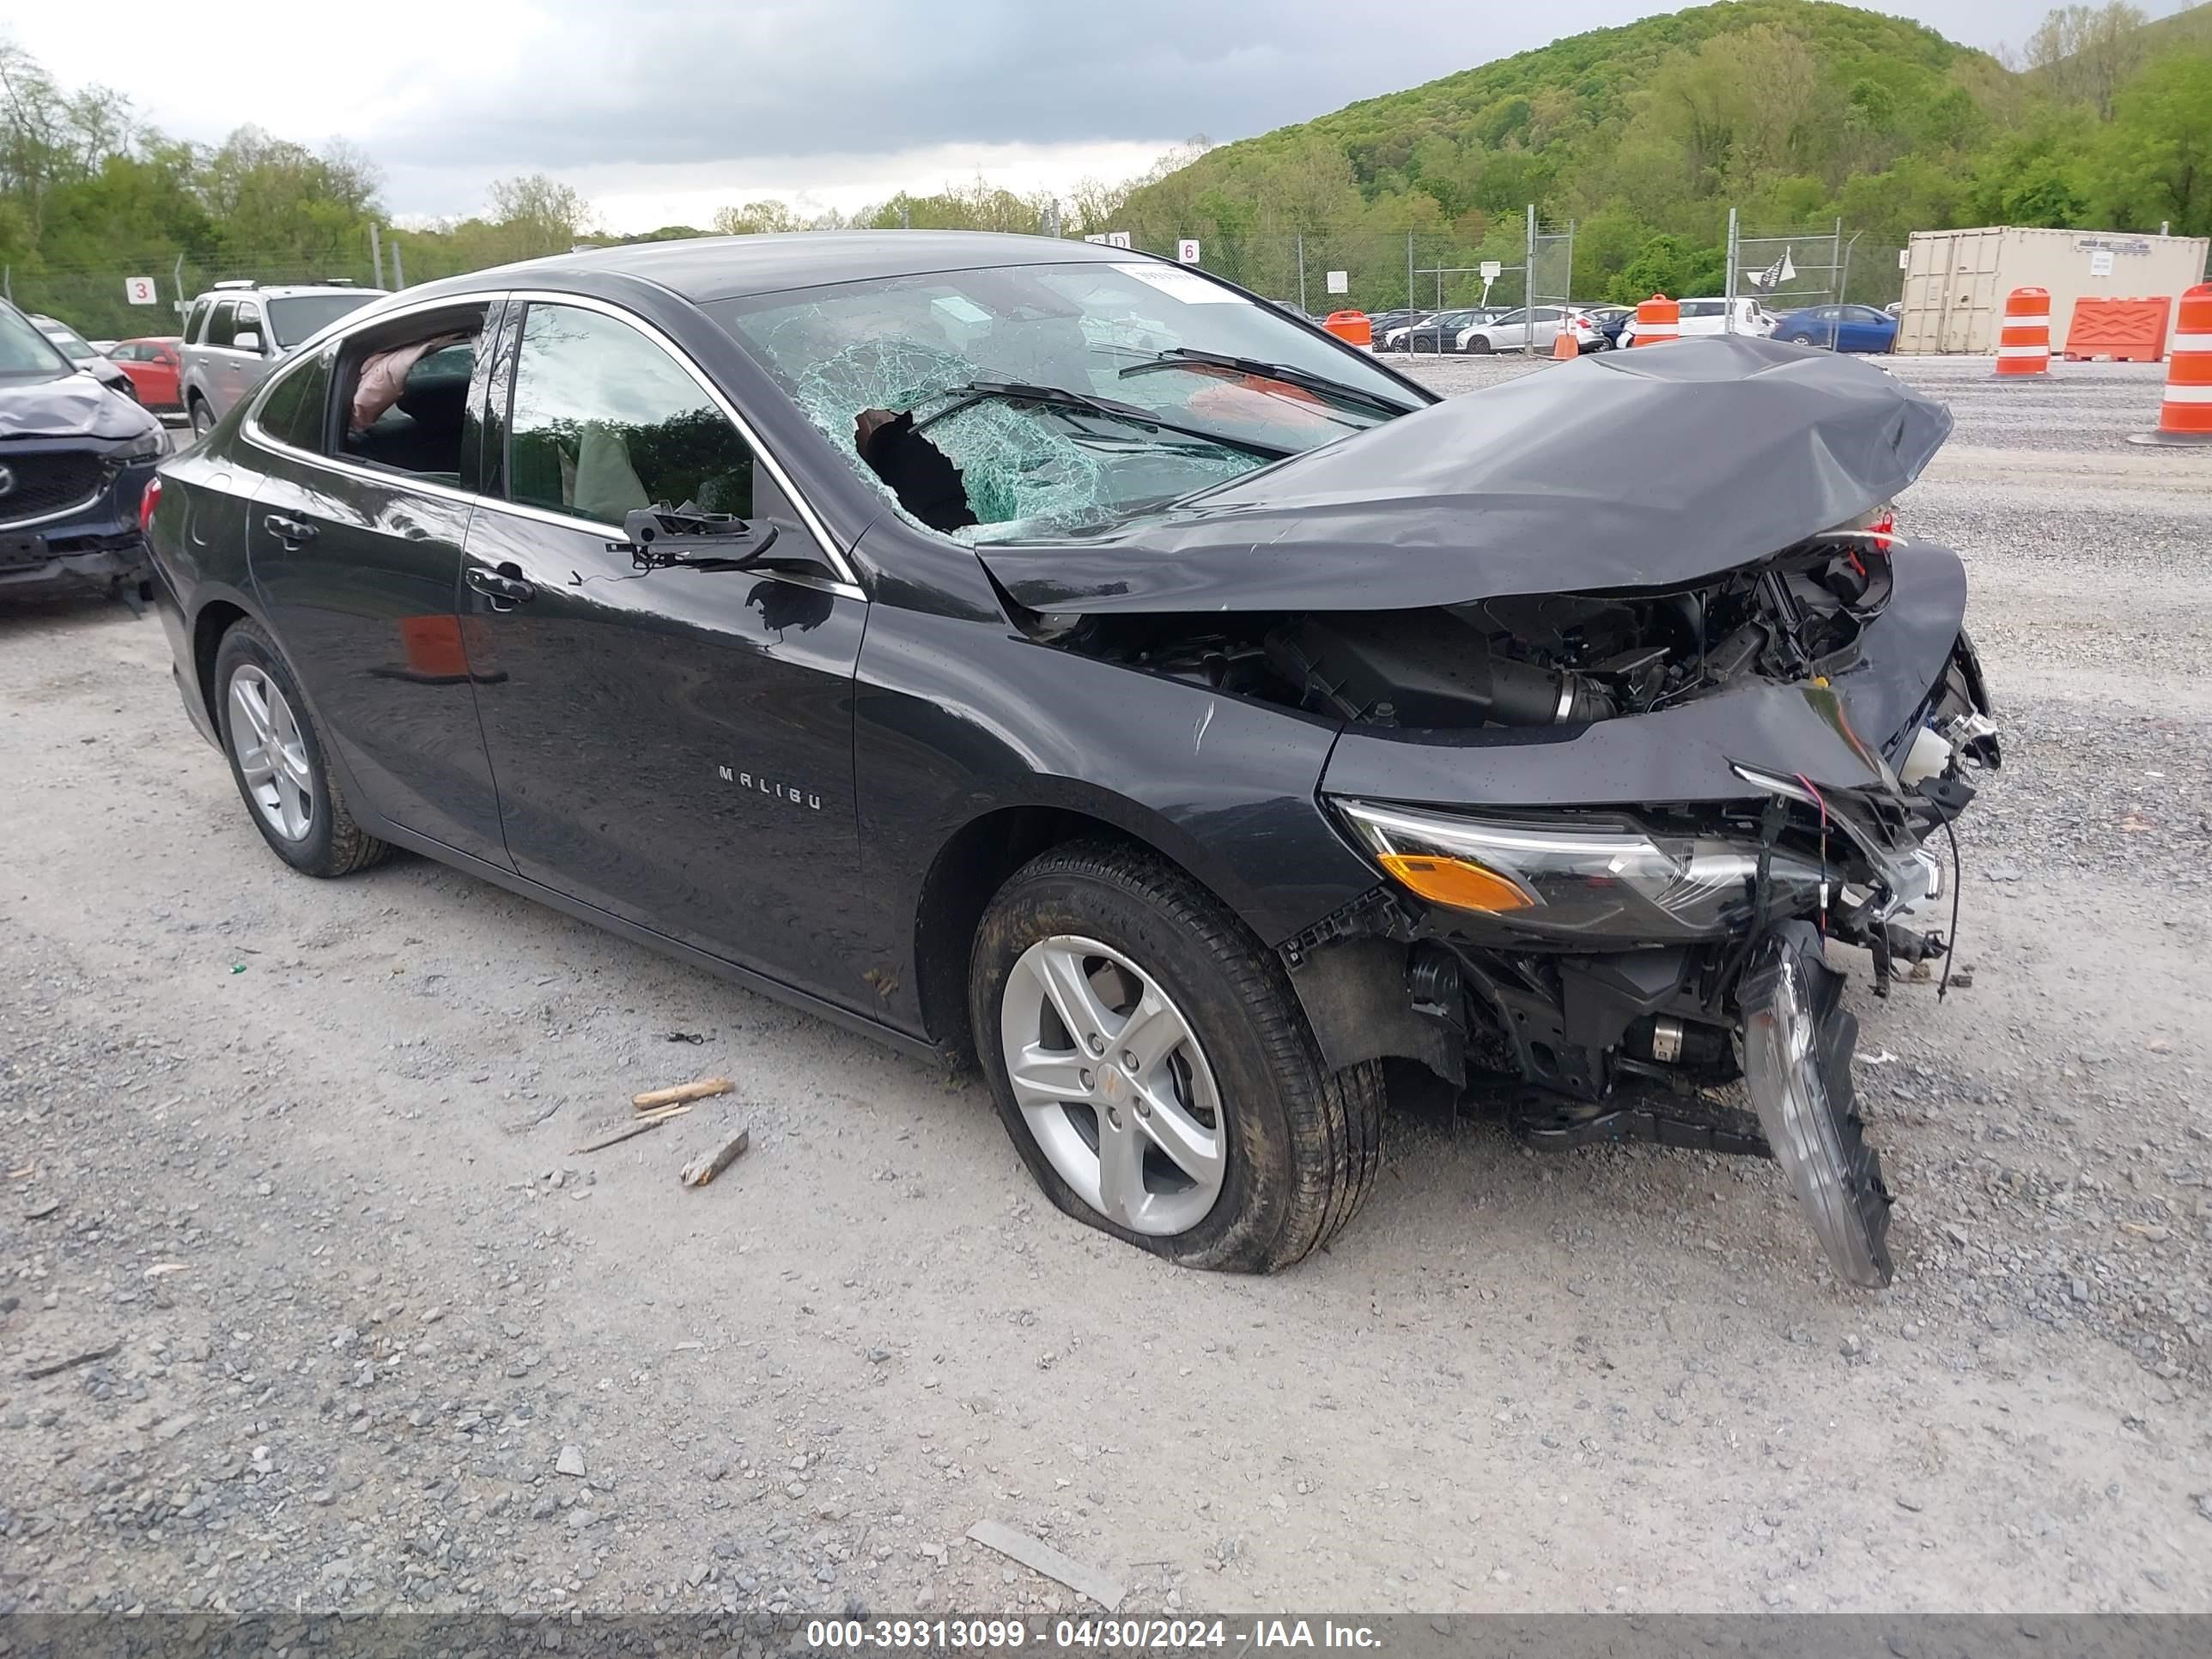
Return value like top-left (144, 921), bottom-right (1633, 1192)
top-left (980, 335), bottom-right (1953, 614)
top-left (0, 371), bottom-right (161, 441)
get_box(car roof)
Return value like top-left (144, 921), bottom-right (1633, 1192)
top-left (410, 231), bottom-right (1165, 305)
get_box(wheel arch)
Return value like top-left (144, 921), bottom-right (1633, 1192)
top-left (910, 796), bottom-right (1246, 1064)
top-left (191, 595), bottom-right (253, 723)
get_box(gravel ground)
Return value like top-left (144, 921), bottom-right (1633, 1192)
top-left (2, 351), bottom-right (2209, 1625)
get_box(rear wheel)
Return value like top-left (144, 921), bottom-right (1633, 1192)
top-left (970, 841), bottom-right (1385, 1273)
top-left (213, 620), bottom-right (389, 878)
top-left (188, 396), bottom-right (214, 439)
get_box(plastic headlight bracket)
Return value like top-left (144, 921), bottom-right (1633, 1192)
top-left (1739, 920), bottom-right (1893, 1287)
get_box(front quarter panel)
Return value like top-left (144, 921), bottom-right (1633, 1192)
top-left (849, 521), bottom-right (1380, 1039)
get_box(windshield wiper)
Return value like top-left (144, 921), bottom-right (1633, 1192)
top-left (1115, 349), bottom-right (1419, 418)
top-left (914, 380), bottom-right (1295, 461)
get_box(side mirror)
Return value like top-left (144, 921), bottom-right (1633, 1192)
top-left (233, 329), bottom-right (264, 354)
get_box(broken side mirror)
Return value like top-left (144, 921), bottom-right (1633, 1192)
top-left (612, 501), bottom-right (835, 581)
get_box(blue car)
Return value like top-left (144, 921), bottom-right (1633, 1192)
top-left (1773, 304), bottom-right (1897, 354)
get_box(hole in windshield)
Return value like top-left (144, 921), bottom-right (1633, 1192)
top-left (706, 261), bottom-right (1418, 543)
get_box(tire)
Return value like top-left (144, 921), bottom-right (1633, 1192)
top-left (1463, 335), bottom-right (1493, 356)
top-left (188, 397), bottom-right (214, 439)
top-left (212, 619), bottom-right (389, 878)
top-left (970, 840), bottom-right (1385, 1273)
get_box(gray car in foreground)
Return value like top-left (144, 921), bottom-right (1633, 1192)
top-left (179, 281), bottom-right (385, 434)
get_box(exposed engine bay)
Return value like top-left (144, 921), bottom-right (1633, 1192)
top-left (1022, 517), bottom-right (2001, 1291)
top-left (973, 337), bottom-right (1999, 1289)
top-left (1039, 531), bottom-right (1904, 733)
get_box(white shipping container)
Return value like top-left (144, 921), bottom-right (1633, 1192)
top-left (1896, 225), bottom-right (2209, 356)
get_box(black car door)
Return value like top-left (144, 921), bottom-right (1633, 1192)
top-left (459, 294), bottom-right (870, 1008)
top-left (241, 305), bottom-right (509, 865)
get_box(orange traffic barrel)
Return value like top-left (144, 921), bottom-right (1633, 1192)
top-left (1552, 319), bottom-right (1579, 360)
top-left (1322, 310), bottom-right (1372, 349)
top-left (1632, 293), bottom-right (1678, 346)
top-left (1995, 287), bottom-right (2050, 377)
top-left (2130, 283), bottom-right (2212, 447)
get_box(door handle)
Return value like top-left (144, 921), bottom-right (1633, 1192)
top-left (465, 562), bottom-right (535, 610)
top-left (263, 514), bottom-right (317, 546)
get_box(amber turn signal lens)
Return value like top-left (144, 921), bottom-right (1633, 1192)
top-left (1376, 852), bottom-right (1534, 914)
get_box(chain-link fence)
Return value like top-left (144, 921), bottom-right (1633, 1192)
top-left (9, 214), bottom-right (1911, 349)
top-left (5, 255), bottom-right (383, 343)
top-left (0, 224), bottom-right (534, 343)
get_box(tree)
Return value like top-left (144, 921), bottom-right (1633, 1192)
top-left (2024, 3), bottom-right (2148, 119)
top-left (486, 173), bottom-right (592, 252)
top-left (2082, 48), bottom-right (2212, 234)
top-left (711, 199), bottom-right (803, 235)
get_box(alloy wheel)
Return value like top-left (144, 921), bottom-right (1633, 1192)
top-left (228, 665), bottom-right (315, 842)
top-left (999, 934), bottom-right (1226, 1237)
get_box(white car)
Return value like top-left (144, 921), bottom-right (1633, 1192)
top-left (1617, 296), bottom-right (1777, 347)
top-left (1455, 307), bottom-right (1604, 355)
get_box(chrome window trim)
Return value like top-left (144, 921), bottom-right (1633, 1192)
top-left (238, 286), bottom-right (865, 597)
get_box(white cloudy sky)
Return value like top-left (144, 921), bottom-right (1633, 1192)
top-left (0, 0), bottom-right (2168, 231)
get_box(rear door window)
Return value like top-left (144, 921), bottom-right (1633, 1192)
top-left (205, 301), bottom-right (238, 349)
top-left (503, 302), bottom-right (755, 524)
top-left (255, 349), bottom-right (336, 451)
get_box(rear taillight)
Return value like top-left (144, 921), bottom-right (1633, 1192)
top-left (138, 474), bottom-right (161, 536)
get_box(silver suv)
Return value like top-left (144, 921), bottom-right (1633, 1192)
top-left (179, 280), bottom-right (386, 435)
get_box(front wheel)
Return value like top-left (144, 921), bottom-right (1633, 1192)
top-left (1463, 335), bottom-right (1493, 356)
top-left (213, 620), bottom-right (389, 878)
top-left (970, 842), bottom-right (1384, 1273)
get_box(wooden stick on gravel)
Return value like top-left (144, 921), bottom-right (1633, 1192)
top-left (679, 1127), bottom-right (751, 1188)
top-left (573, 1104), bottom-right (691, 1154)
top-left (631, 1077), bottom-right (732, 1112)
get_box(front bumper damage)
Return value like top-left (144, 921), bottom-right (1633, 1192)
top-left (1741, 921), bottom-right (1893, 1287)
top-left (1287, 615), bottom-right (1998, 1289)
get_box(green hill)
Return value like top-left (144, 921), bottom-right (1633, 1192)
top-left (1111, 0), bottom-right (2211, 311)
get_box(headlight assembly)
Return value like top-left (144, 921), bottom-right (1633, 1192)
top-left (109, 429), bottom-right (167, 464)
top-left (1334, 797), bottom-right (1826, 942)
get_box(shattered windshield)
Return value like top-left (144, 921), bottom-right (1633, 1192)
top-left (706, 260), bottom-right (1420, 543)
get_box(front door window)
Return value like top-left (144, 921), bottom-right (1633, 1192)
top-left (506, 303), bottom-right (755, 524)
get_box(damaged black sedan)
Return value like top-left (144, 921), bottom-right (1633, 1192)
top-left (145, 233), bottom-right (1996, 1285)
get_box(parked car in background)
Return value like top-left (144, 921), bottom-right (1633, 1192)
top-left (30, 313), bottom-right (138, 402)
top-left (1772, 304), bottom-right (1899, 354)
top-left (1456, 307), bottom-right (1603, 355)
top-left (1362, 309), bottom-right (1425, 344)
top-left (1584, 305), bottom-right (1636, 349)
top-left (1618, 296), bottom-right (1776, 347)
top-left (1389, 308), bottom-right (1490, 352)
top-left (106, 337), bottom-right (185, 411)
top-left (179, 280), bottom-right (386, 435)
top-left (0, 299), bottom-right (164, 602)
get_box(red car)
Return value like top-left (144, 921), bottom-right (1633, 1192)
top-left (106, 337), bottom-right (183, 410)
